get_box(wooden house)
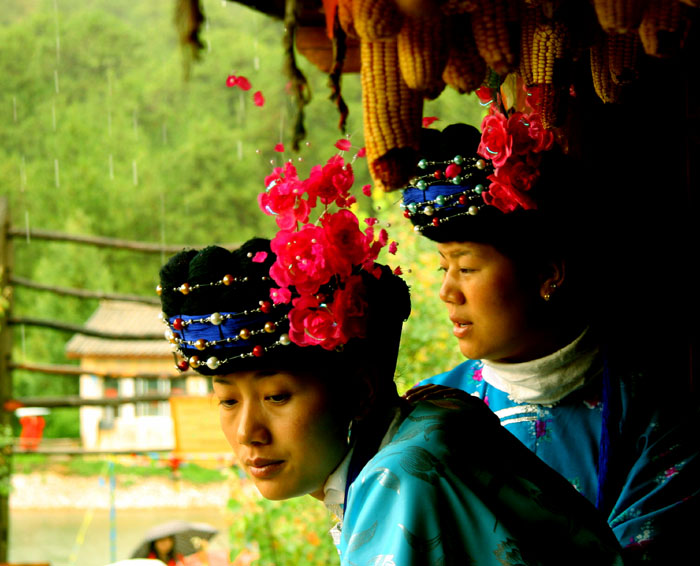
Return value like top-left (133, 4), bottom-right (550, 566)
top-left (65, 301), bottom-right (210, 451)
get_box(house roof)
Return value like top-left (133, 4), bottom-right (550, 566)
top-left (66, 300), bottom-right (171, 359)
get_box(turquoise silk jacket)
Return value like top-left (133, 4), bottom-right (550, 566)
top-left (420, 359), bottom-right (700, 564)
top-left (335, 397), bottom-right (623, 566)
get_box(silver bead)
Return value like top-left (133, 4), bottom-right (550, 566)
top-left (279, 333), bottom-right (291, 346)
top-left (206, 357), bottom-right (221, 370)
top-left (423, 205), bottom-right (435, 216)
top-left (210, 312), bottom-right (223, 325)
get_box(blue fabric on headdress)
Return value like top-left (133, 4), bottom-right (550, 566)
top-left (402, 184), bottom-right (468, 207)
top-left (171, 311), bottom-right (287, 353)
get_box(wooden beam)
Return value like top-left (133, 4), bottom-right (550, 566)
top-left (9, 276), bottom-right (159, 305)
top-left (7, 227), bottom-right (237, 254)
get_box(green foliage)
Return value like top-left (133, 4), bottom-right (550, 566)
top-left (9, 452), bottom-right (50, 474)
top-left (179, 462), bottom-right (227, 484)
top-left (227, 472), bottom-right (337, 566)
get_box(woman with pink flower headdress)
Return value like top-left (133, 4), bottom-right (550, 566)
top-left (156, 151), bottom-right (623, 566)
top-left (401, 113), bottom-right (700, 564)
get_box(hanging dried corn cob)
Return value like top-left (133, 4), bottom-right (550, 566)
top-left (591, 36), bottom-right (622, 103)
top-left (529, 16), bottom-right (568, 127)
top-left (531, 18), bottom-right (567, 84)
top-left (361, 39), bottom-right (423, 190)
top-left (397, 11), bottom-right (450, 98)
top-left (469, 0), bottom-right (519, 75)
top-left (592, 0), bottom-right (648, 33)
top-left (519, 4), bottom-right (543, 86)
top-left (607, 31), bottom-right (641, 84)
top-left (638, 0), bottom-right (686, 57)
top-left (442, 13), bottom-right (487, 93)
top-left (338, 0), bottom-right (358, 39)
top-left (353, 0), bottom-right (405, 41)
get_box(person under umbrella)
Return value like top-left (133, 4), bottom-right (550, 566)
top-left (131, 520), bottom-right (219, 565)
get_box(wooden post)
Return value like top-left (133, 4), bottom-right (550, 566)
top-left (0, 196), bottom-right (13, 562)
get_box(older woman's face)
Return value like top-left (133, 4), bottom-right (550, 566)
top-left (438, 241), bottom-right (546, 363)
top-left (213, 369), bottom-right (349, 501)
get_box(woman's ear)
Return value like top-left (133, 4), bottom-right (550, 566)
top-left (539, 258), bottom-right (566, 301)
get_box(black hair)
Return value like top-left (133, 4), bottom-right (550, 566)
top-left (159, 238), bottom-right (411, 388)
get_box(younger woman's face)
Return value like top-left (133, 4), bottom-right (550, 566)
top-left (212, 369), bottom-right (349, 501)
top-left (437, 241), bottom-right (547, 363)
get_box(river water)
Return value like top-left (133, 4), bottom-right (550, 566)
top-left (9, 507), bottom-right (231, 566)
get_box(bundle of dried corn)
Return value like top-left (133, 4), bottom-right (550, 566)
top-left (353, 0), bottom-right (405, 40)
top-left (592, 0), bottom-right (648, 34)
top-left (397, 11), bottom-right (450, 98)
top-left (361, 39), bottom-right (423, 190)
top-left (591, 34), bottom-right (623, 103)
top-left (638, 0), bottom-right (689, 57)
top-left (469, 0), bottom-right (520, 75)
top-left (442, 13), bottom-right (488, 93)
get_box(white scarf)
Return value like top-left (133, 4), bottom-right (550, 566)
top-left (481, 328), bottom-right (601, 405)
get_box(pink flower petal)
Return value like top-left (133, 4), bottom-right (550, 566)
top-left (364, 217), bottom-right (378, 226)
top-left (252, 251), bottom-right (268, 263)
top-left (389, 241), bottom-right (398, 254)
top-left (393, 266), bottom-right (403, 275)
top-left (334, 138), bottom-right (352, 151)
top-left (235, 76), bottom-right (252, 91)
top-left (422, 116), bottom-right (439, 127)
top-left (274, 143), bottom-right (285, 153)
top-left (253, 91), bottom-right (265, 107)
top-left (356, 147), bottom-right (366, 158)
top-left (226, 75), bottom-right (237, 87)
top-left (362, 184), bottom-right (372, 197)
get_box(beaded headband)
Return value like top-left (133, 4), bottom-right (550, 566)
top-left (158, 246), bottom-right (297, 373)
top-left (402, 111), bottom-right (555, 233)
top-left (401, 155), bottom-right (493, 232)
top-left (156, 273), bottom-right (271, 297)
top-left (161, 305), bottom-right (292, 372)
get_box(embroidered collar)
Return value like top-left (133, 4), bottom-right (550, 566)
top-left (481, 328), bottom-right (601, 405)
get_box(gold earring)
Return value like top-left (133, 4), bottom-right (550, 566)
top-left (543, 283), bottom-right (557, 302)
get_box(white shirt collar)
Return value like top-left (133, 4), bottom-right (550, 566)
top-left (322, 405), bottom-right (403, 522)
top-left (481, 327), bottom-right (601, 405)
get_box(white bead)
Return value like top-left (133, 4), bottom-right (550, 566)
top-left (210, 312), bottom-right (223, 325)
top-left (206, 357), bottom-right (220, 370)
top-left (468, 206), bottom-right (478, 215)
top-left (279, 333), bottom-right (291, 346)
